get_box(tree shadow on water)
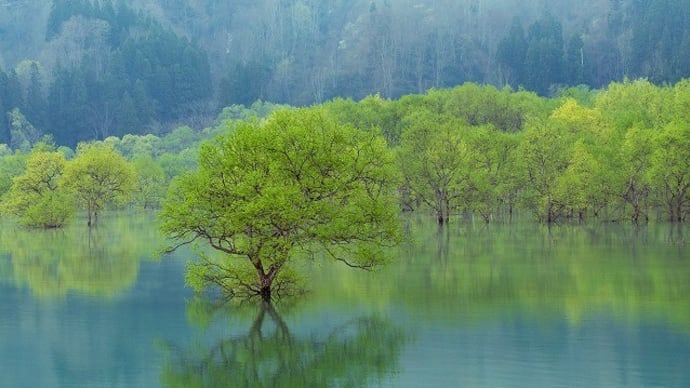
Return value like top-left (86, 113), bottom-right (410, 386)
top-left (160, 299), bottom-right (408, 387)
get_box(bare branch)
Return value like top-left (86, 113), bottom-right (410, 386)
top-left (161, 235), bottom-right (199, 255)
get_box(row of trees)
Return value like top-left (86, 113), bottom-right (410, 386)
top-left (3, 79), bottom-right (690, 230)
top-left (1, 142), bottom-right (138, 227)
top-left (0, 101), bottom-right (282, 228)
top-left (321, 79), bottom-right (690, 225)
top-left (160, 78), bottom-right (690, 301)
top-left (2, 78), bottom-right (689, 301)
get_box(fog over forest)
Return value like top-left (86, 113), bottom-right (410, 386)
top-left (1, 0), bottom-right (689, 145)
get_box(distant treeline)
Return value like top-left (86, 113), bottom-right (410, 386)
top-left (2, 0), bottom-right (690, 147)
top-left (1, 80), bottom-right (689, 226)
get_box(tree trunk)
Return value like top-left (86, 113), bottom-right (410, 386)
top-left (675, 195), bottom-right (684, 223)
top-left (259, 285), bottom-right (272, 302)
top-left (256, 262), bottom-right (280, 302)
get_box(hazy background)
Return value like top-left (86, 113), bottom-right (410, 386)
top-left (1, 0), bottom-right (688, 145)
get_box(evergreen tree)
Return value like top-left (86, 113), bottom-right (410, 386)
top-left (495, 18), bottom-right (527, 87)
top-left (0, 69), bottom-right (9, 144)
top-left (524, 13), bottom-right (565, 95)
top-left (564, 34), bottom-right (587, 86)
top-left (5, 69), bottom-right (23, 112)
top-left (24, 62), bottom-right (47, 130)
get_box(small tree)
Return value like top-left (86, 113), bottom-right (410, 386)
top-left (62, 143), bottom-right (136, 226)
top-left (648, 122), bottom-right (690, 222)
top-left (160, 108), bottom-right (402, 302)
top-left (132, 155), bottom-right (166, 209)
top-left (397, 112), bottom-right (475, 225)
top-left (1, 147), bottom-right (74, 228)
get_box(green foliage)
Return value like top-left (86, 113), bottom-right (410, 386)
top-left (61, 142), bottom-right (136, 226)
top-left (397, 112), bottom-right (475, 224)
top-left (465, 125), bottom-right (521, 222)
top-left (648, 122), bottom-right (690, 221)
top-left (0, 149), bottom-right (26, 197)
top-left (215, 101), bottom-right (289, 124)
top-left (160, 108), bottom-right (402, 301)
top-left (2, 77), bottom-right (690, 231)
top-left (132, 155), bottom-right (166, 209)
top-left (8, 108), bottom-right (41, 151)
top-left (319, 80), bottom-right (690, 225)
top-left (324, 95), bottom-right (402, 145)
top-left (157, 149), bottom-right (198, 182)
top-left (594, 79), bottom-right (670, 130)
top-left (0, 147), bottom-right (74, 228)
top-left (516, 118), bottom-right (572, 222)
top-left (113, 134), bottom-right (163, 159)
top-left (618, 125), bottom-right (655, 223)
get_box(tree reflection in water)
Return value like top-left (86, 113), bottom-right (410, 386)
top-left (161, 300), bottom-right (407, 387)
top-left (0, 212), bottom-right (160, 298)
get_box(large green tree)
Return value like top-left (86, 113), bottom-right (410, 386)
top-left (160, 108), bottom-right (402, 302)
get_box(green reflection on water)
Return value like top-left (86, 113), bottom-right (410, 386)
top-left (0, 211), bottom-right (163, 298)
top-left (160, 299), bottom-right (407, 387)
top-left (307, 217), bottom-right (690, 331)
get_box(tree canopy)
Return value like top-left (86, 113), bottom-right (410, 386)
top-left (62, 142), bottom-right (136, 226)
top-left (0, 145), bottom-right (73, 228)
top-left (160, 108), bottom-right (402, 301)
top-left (1, 78), bottom-right (690, 229)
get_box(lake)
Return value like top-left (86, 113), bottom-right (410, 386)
top-left (1, 213), bottom-right (689, 387)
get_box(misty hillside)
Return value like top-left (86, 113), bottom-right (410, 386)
top-left (1, 0), bottom-right (690, 146)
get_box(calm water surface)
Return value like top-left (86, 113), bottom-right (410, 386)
top-left (1, 213), bottom-right (689, 387)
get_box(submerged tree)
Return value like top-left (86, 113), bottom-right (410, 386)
top-left (648, 122), bottom-right (690, 222)
top-left (160, 108), bottom-right (402, 302)
top-left (397, 112), bottom-right (476, 225)
top-left (62, 143), bottom-right (136, 226)
top-left (0, 146), bottom-right (74, 228)
top-left (132, 155), bottom-right (167, 210)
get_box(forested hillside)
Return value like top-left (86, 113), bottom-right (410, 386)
top-left (1, 0), bottom-right (690, 146)
top-left (0, 0), bottom-right (211, 146)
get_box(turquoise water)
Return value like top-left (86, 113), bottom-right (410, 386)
top-left (1, 214), bottom-right (689, 387)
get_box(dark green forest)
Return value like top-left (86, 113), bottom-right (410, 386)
top-left (2, 0), bottom-right (690, 146)
top-left (1, 0), bottom-right (211, 146)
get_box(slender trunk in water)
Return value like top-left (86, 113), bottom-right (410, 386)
top-left (256, 263), bottom-right (279, 302)
top-left (260, 285), bottom-right (271, 302)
